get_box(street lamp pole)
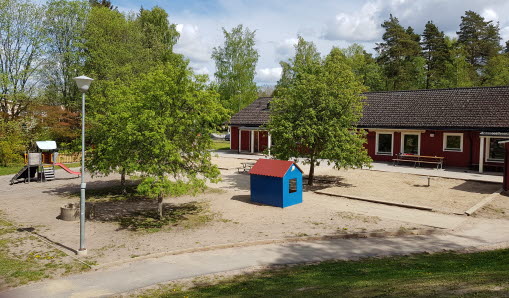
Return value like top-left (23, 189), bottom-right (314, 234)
top-left (73, 75), bottom-right (93, 256)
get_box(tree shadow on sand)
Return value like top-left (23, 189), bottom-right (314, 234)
top-left (303, 175), bottom-right (353, 192)
top-left (86, 199), bottom-right (208, 231)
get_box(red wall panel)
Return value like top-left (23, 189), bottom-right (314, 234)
top-left (230, 126), bottom-right (239, 150)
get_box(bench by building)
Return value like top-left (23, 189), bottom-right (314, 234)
top-left (230, 87), bottom-right (509, 172)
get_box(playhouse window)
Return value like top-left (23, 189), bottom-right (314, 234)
top-left (289, 178), bottom-right (297, 193)
top-left (376, 132), bottom-right (393, 155)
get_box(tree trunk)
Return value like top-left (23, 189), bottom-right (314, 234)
top-left (120, 168), bottom-right (126, 194)
top-left (157, 194), bottom-right (164, 219)
top-left (308, 161), bottom-right (315, 186)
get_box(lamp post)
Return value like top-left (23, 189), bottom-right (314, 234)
top-left (73, 75), bottom-right (93, 256)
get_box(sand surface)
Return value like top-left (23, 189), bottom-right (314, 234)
top-left (309, 168), bottom-right (501, 214)
top-left (0, 157), bottom-right (502, 266)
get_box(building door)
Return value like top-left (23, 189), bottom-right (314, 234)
top-left (402, 133), bottom-right (420, 155)
top-left (254, 131), bottom-right (259, 152)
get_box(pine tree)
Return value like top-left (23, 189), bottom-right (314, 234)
top-left (505, 40), bottom-right (509, 53)
top-left (457, 11), bottom-right (501, 70)
top-left (375, 15), bottom-right (423, 90)
top-left (421, 21), bottom-right (450, 89)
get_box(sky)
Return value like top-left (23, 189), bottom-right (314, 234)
top-left (114, 0), bottom-right (509, 85)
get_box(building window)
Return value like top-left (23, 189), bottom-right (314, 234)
top-left (376, 132), bottom-right (393, 155)
top-left (289, 178), bottom-right (297, 193)
top-left (443, 133), bottom-right (463, 152)
top-left (402, 133), bottom-right (420, 155)
top-left (488, 138), bottom-right (506, 161)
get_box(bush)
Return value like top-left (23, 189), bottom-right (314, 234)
top-left (0, 121), bottom-right (25, 166)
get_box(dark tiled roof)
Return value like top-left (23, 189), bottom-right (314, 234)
top-left (229, 97), bottom-right (271, 126)
top-left (230, 86), bottom-right (509, 131)
top-left (359, 86), bottom-right (509, 131)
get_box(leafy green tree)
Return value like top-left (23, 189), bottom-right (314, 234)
top-left (275, 36), bottom-right (321, 96)
top-left (484, 53), bottom-right (509, 86)
top-left (443, 38), bottom-right (475, 88)
top-left (0, 120), bottom-right (25, 166)
top-left (421, 21), bottom-right (450, 89)
top-left (43, 0), bottom-right (90, 109)
top-left (211, 24), bottom-right (259, 114)
top-left (457, 10), bottom-right (501, 72)
top-left (342, 44), bottom-right (384, 92)
top-left (129, 63), bottom-right (227, 218)
top-left (375, 15), bottom-right (423, 90)
top-left (0, 0), bottom-right (45, 120)
top-left (137, 6), bottom-right (180, 62)
top-left (505, 40), bottom-right (509, 53)
top-left (86, 80), bottom-right (142, 191)
top-left (83, 6), bottom-right (151, 84)
top-left (89, 0), bottom-right (114, 10)
top-left (269, 41), bottom-right (371, 186)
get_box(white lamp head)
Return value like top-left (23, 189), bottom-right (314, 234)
top-left (73, 75), bottom-right (94, 93)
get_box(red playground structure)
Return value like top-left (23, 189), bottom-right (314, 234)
top-left (10, 141), bottom-right (80, 185)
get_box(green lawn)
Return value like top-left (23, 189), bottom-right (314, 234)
top-left (0, 163), bottom-right (81, 176)
top-left (142, 249), bottom-right (509, 297)
top-left (0, 215), bottom-right (90, 290)
top-left (209, 140), bottom-right (230, 151)
top-left (0, 165), bottom-right (24, 176)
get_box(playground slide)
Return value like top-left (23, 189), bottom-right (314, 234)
top-left (10, 165), bottom-right (38, 184)
top-left (54, 163), bottom-right (81, 176)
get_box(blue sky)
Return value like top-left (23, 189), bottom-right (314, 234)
top-left (114, 0), bottom-right (509, 85)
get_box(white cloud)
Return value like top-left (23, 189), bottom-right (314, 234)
top-left (481, 8), bottom-right (498, 22)
top-left (174, 24), bottom-right (211, 63)
top-left (256, 67), bottom-right (282, 84)
top-left (322, 1), bottom-right (382, 42)
top-left (274, 38), bottom-right (298, 62)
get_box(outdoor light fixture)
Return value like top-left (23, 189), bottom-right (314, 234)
top-left (73, 75), bottom-right (93, 256)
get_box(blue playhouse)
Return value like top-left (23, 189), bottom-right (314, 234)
top-left (249, 159), bottom-right (303, 208)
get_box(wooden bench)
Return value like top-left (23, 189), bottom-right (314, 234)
top-left (237, 162), bottom-right (256, 173)
top-left (392, 154), bottom-right (444, 169)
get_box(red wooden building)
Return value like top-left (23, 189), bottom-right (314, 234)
top-left (229, 87), bottom-right (509, 173)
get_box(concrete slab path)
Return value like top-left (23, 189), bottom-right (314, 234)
top-left (2, 218), bottom-right (509, 298)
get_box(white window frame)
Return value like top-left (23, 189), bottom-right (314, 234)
top-left (375, 132), bottom-right (394, 156)
top-left (443, 133), bottom-right (463, 152)
top-left (400, 132), bottom-right (421, 155)
top-left (486, 137), bottom-right (507, 163)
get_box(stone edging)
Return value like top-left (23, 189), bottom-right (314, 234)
top-left (314, 191), bottom-right (433, 211)
top-left (465, 188), bottom-right (503, 216)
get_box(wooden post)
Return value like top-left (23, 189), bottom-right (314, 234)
top-left (250, 130), bottom-right (254, 153)
top-left (238, 129), bottom-right (242, 153)
top-left (479, 137), bottom-right (484, 173)
top-left (268, 132), bottom-right (272, 156)
top-left (504, 143), bottom-right (509, 191)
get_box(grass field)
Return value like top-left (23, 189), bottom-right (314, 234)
top-left (0, 214), bottom-right (90, 290)
top-left (209, 140), bottom-right (230, 151)
top-left (142, 249), bottom-right (509, 297)
top-left (0, 163), bottom-right (81, 177)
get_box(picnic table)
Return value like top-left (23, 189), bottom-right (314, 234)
top-left (392, 153), bottom-right (444, 169)
top-left (238, 161), bottom-right (256, 173)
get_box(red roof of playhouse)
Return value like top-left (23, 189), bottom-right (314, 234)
top-left (249, 159), bottom-right (303, 178)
